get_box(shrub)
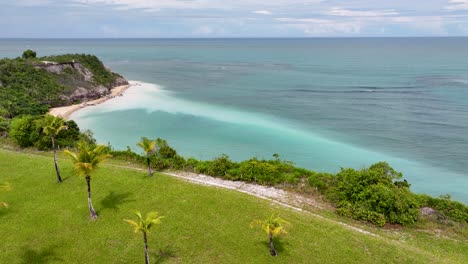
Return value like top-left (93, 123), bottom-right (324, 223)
top-left (206, 154), bottom-right (235, 177)
top-left (331, 162), bottom-right (420, 226)
top-left (9, 115), bottom-right (83, 150)
top-left (22, 50), bottom-right (37, 59)
top-left (9, 115), bottom-right (38, 147)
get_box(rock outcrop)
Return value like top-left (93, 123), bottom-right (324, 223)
top-left (33, 61), bottom-right (129, 105)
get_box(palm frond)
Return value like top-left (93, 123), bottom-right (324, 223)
top-left (64, 143), bottom-right (110, 177)
top-left (137, 137), bottom-right (157, 156)
top-left (125, 210), bottom-right (163, 234)
top-left (251, 213), bottom-right (290, 237)
top-left (43, 114), bottom-right (66, 137)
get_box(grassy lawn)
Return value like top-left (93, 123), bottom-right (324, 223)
top-left (0, 149), bottom-right (466, 263)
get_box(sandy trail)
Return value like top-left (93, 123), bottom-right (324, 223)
top-left (48, 84), bottom-right (130, 119)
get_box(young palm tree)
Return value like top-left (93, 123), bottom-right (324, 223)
top-left (124, 211), bottom-right (164, 264)
top-left (0, 182), bottom-right (10, 208)
top-left (43, 114), bottom-right (67, 183)
top-left (250, 214), bottom-right (290, 256)
top-left (64, 143), bottom-right (111, 219)
top-left (137, 137), bottom-right (157, 176)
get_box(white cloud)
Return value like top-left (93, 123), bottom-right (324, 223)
top-left (276, 18), bottom-right (362, 34)
top-left (446, 0), bottom-right (468, 11)
top-left (71, 0), bottom-right (323, 12)
top-left (15, 0), bottom-right (53, 6)
top-left (253, 10), bottom-right (272, 15)
top-left (193, 25), bottom-right (226, 35)
top-left (325, 7), bottom-right (398, 17)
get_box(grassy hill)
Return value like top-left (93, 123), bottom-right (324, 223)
top-left (0, 149), bottom-right (467, 263)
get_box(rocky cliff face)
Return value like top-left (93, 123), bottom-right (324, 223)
top-left (34, 61), bottom-right (129, 105)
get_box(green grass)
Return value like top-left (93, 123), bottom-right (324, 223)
top-left (0, 149), bottom-right (467, 263)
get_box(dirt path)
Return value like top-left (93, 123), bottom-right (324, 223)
top-left (0, 148), bottom-right (377, 237)
top-left (107, 163), bottom-right (378, 237)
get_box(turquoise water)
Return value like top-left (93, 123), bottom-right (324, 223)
top-left (1, 38), bottom-right (468, 202)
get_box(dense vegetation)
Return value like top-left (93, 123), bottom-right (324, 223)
top-left (8, 115), bottom-right (83, 150)
top-left (1, 150), bottom-right (467, 263)
top-left (0, 51), bottom-right (124, 118)
top-left (0, 57), bottom-right (63, 117)
top-left (108, 139), bottom-right (468, 227)
top-left (39, 54), bottom-right (124, 87)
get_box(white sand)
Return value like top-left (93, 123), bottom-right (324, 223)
top-left (48, 84), bottom-right (130, 119)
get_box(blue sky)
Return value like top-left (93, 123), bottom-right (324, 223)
top-left (1, 0), bottom-right (468, 37)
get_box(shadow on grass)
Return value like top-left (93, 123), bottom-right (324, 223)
top-left (99, 191), bottom-right (134, 212)
top-left (0, 207), bottom-right (10, 218)
top-left (151, 245), bottom-right (178, 264)
top-left (20, 245), bottom-right (62, 264)
top-left (259, 238), bottom-right (290, 256)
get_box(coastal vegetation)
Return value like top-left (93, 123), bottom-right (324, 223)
top-left (64, 143), bottom-right (111, 219)
top-left (42, 114), bottom-right (67, 183)
top-left (125, 211), bottom-right (164, 264)
top-left (1, 149), bottom-right (467, 263)
top-left (137, 137), bottom-right (157, 176)
top-left (0, 51), bottom-right (126, 119)
top-left (250, 214), bottom-right (290, 256)
top-left (1, 50), bottom-right (467, 262)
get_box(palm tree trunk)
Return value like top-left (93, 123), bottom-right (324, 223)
top-left (147, 157), bottom-right (152, 176)
top-left (51, 137), bottom-right (62, 183)
top-left (269, 232), bottom-right (277, 256)
top-left (85, 175), bottom-right (98, 219)
top-left (143, 232), bottom-right (150, 264)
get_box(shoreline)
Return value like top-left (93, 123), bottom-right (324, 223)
top-left (48, 83), bottom-right (131, 119)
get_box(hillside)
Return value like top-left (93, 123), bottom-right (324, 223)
top-left (0, 51), bottom-right (128, 118)
top-left (0, 149), bottom-right (467, 263)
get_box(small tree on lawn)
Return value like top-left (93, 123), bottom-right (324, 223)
top-left (64, 143), bottom-right (111, 219)
top-left (43, 114), bottom-right (67, 183)
top-left (250, 214), bottom-right (290, 256)
top-left (137, 137), bottom-right (157, 176)
top-left (125, 211), bottom-right (164, 264)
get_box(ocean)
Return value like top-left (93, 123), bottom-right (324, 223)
top-left (1, 38), bottom-right (467, 202)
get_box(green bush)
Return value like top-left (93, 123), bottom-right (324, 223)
top-left (206, 154), bottom-right (235, 177)
top-left (308, 172), bottom-right (335, 192)
top-left (331, 162), bottom-right (420, 226)
top-left (9, 115), bottom-right (83, 150)
top-left (9, 115), bottom-right (39, 147)
top-left (22, 50), bottom-right (37, 59)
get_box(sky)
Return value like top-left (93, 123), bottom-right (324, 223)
top-left (1, 0), bottom-right (468, 38)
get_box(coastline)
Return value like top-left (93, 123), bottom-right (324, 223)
top-left (48, 83), bottom-right (131, 119)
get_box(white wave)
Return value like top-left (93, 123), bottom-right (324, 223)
top-left (78, 81), bottom-right (294, 131)
top-left (451, 79), bottom-right (468, 85)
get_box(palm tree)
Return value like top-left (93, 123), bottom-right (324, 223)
top-left (124, 211), bottom-right (164, 264)
top-left (64, 143), bottom-right (111, 219)
top-left (137, 137), bottom-right (157, 176)
top-left (250, 214), bottom-right (290, 256)
top-left (0, 182), bottom-right (10, 208)
top-left (43, 114), bottom-right (67, 183)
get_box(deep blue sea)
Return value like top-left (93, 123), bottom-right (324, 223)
top-left (1, 38), bottom-right (468, 202)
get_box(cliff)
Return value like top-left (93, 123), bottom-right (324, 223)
top-left (0, 52), bottom-right (129, 118)
top-left (33, 60), bottom-right (128, 105)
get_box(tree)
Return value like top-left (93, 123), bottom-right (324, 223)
top-left (124, 211), bottom-right (164, 264)
top-left (64, 143), bottom-right (111, 219)
top-left (250, 214), bottom-right (290, 256)
top-left (0, 182), bottom-right (10, 208)
top-left (137, 137), bottom-right (157, 176)
top-left (22, 50), bottom-right (37, 59)
top-left (43, 115), bottom-right (67, 183)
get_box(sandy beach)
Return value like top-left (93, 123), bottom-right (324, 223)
top-left (48, 84), bottom-right (131, 119)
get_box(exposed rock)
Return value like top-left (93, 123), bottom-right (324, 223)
top-left (33, 61), bottom-right (128, 106)
top-left (420, 207), bottom-right (436, 216)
